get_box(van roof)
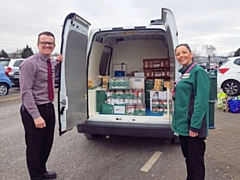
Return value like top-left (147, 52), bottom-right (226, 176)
top-left (89, 24), bottom-right (167, 45)
top-left (91, 24), bottom-right (166, 33)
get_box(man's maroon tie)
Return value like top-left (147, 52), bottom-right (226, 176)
top-left (47, 58), bottom-right (54, 101)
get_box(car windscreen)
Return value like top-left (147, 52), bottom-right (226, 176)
top-left (0, 60), bottom-right (10, 66)
top-left (13, 60), bottom-right (24, 67)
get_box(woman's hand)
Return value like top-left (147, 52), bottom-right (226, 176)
top-left (189, 130), bottom-right (198, 137)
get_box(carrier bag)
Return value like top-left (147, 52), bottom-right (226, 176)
top-left (217, 92), bottom-right (227, 109)
top-left (228, 97), bottom-right (240, 113)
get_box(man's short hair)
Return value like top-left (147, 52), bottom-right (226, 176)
top-left (38, 31), bottom-right (55, 43)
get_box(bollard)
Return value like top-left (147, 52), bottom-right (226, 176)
top-left (208, 70), bottom-right (217, 129)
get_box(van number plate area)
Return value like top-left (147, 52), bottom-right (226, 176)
top-left (115, 117), bottom-right (136, 122)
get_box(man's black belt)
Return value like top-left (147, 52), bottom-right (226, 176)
top-left (37, 102), bottom-right (53, 107)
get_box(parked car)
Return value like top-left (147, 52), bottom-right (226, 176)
top-left (0, 57), bottom-right (11, 68)
top-left (209, 63), bottom-right (218, 70)
top-left (7, 59), bottom-right (25, 86)
top-left (0, 64), bottom-right (12, 95)
top-left (217, 56), bottom-right (240, 96)
top-left (14, 58), bottom-right (60, 88)
top-left (0, 58), bottom-right (25, 87)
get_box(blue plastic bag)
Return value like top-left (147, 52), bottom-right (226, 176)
top-left (228, 97), bottom-right (240, 113)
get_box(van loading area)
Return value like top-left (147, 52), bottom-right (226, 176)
top-left (88, 62), bottom-right (172, 118)
top-left (87, 28), bottom-right (177, 124)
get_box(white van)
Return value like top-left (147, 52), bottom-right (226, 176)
top-left (59, 8), bottom-right (181, 142)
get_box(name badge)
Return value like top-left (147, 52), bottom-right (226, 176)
top-left (182, 73), bottom-right (190, 78)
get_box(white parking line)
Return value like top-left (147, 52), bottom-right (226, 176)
top-left (140, 151), bottom-right (162, 172)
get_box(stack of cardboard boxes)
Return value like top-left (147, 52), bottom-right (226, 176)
top-left (98, 75), bottom-right (146, 115)
top-left (95, 58), bottom-right (172, 116)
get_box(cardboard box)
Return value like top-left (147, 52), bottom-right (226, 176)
top-left (102, 84), bottom-right (108, 89)
top-left (145, 79), bottom-right (154, 90)
top-left (109, 77), bottom-right (131, 90)
top-left (153, 85), bottom-right (163, 91)
top-left (102, 76), bottom-right (110, 85)
top-left (154, 79), bottom-right (164, 86)
top-left (102, 104), bottom-right (114, 114)
top-left (131, 77), bottom-right (145, 89)
top-left (134, 72), bottom-right (145, 77)
top-left (88, 77), bottom-right (101, 89)
top-left (164, 81), bottom-right (170, 88)
top-left (114, 104), bottom-right (126, 114)
top-left (150, 90), bottom-right (167, 111)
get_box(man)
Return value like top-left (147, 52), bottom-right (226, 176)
top-left (19, 31), bottom-right (62, 180)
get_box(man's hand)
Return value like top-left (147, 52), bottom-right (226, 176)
top-left (56, 54), bottom-right (63, 63)
top-left (34, 117), bottom-right (46, 128)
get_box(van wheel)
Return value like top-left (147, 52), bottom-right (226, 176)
top-left (84, 133), bottom-right (98, 139)
top-left (171, 137), bottom-right (180, 144)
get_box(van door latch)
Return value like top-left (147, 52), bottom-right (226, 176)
top-left (60, 99), bottom-right (66, 105)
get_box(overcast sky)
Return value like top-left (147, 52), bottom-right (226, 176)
top-left (1, 0), bottom-right (240, 56)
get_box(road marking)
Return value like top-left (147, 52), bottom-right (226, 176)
top-left (140, 151), bottom-right (162, 172)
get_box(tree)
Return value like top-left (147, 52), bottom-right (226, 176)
top-left (234, 47), bottom-right (240, 57)
top-left (0, 49), bottom-right (9, 58)
top-left (202, 45), bottom-right (216, 63)
top-left (192, 49), bottom-right (201, 58)
top-left (21, 45), bottom-right (34, 58)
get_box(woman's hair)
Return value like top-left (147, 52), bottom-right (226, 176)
top-left (175, 43), bottom-right (192, 52)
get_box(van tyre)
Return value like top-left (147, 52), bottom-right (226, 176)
top-left (0, 83), bottom-right (9, 96)
top-left (171, 137), bottom-right (180, 144)
top-left (84, 133), bottom-right (99, 139)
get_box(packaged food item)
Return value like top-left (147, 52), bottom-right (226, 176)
top-left (102, 76), bottom-right (110, 85)
top-left (134, 105), bottom-right (146, 116)
top-left (126, 105), bottom-right (135, 115)
top-left (106, 90), bottom-right (112, 98)
top-left (102, 84), bottom-right (108, 89)
top-left (88, 77), bottom-right (101, 89)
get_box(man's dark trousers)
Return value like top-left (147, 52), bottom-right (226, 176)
top-left (179, 136), bottom-right (206, 180)
top-left (20, 103), bottom-right (55, 180)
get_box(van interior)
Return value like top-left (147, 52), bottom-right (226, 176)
top-left (86, 27), bottom-right (176, 124)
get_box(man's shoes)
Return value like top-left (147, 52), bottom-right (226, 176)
top-left (43, 171), bottom-right (57, 179)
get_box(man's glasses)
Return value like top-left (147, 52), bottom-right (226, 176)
top-left (38, 42), bottom-right (55, 46)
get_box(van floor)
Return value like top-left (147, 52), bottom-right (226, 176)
top-left (99, 108), bottom-right (165, 116)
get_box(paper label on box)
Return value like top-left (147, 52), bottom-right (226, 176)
top-left (159, 91), bottom-right (167, 100)
top-left (131, 77), bottom-right (145, 89)
top-left (114, 105), bottom-right (125, 114)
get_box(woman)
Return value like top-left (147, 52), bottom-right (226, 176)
top-left (172, 44), bottom-right (209, 180)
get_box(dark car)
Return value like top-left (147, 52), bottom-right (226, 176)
top-left (55, 63), bottom-right (60, 87)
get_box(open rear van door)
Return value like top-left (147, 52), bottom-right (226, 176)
top-left (162, 8), bottom-right (180, 126)
top-left (59, 13), bottom-right (90, 135)
top-left (162, 8), bottom-right (180, 75)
